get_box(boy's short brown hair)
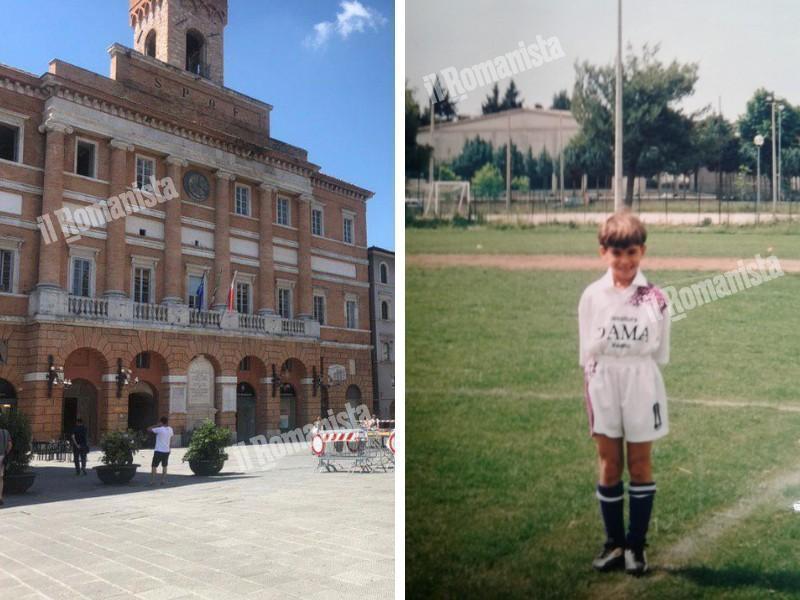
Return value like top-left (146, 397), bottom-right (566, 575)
top-left (598, 211), bottom-right (647, 249)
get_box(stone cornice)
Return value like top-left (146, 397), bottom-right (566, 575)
top-left (215, 170), bottom-right (236, 181)
top-left (38, 113), bottom-right (73, 135)
top-left (165, 155), bottom-right (188, 167)
top-left (109, 138), bottom-right (134, 152)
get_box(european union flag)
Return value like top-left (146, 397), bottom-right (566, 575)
top-left (196, 274), bottom-right (205, 309)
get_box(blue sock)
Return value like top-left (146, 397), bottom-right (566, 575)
top-left (596, 482), bottom-right (625, 548)
top-left (627, 481), bottom-right (656, 550)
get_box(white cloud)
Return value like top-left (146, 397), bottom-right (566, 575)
top-left (305, 1), bottom-right (387, 49)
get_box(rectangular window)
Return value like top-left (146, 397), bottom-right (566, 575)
top-left (239, 357), bottom-right (251, 371)
top-left (135, 352), bottom-right (151, 369)
top-left (0, 124), bottom-right (19, 163)
top-left (136, 156), bottom-right (155, 190)
top-left (75, 140), bottom-right (96, 178)
top-left (277, 197), bottom-right (289, 226)
top-left (382, 342), bottom-right (391, 362)
top-left (278, 288), bottom-right (292, 319)
top-left (236, 281), bottom-right (250, 314)
top-left (188, 274), bottom-right (204, 309)
top-left (346, 299), bottom-right (357, 329)
top-left (312, 208), bottom-right (323, 236)
top-left (71, 258), bottom-right (92, 297)
top-left (235, 185), bottom-right (251, 216)
top-left (133, 267), bottom-right (152, 304)
top-left (313, 294), bottom-right (325, 325)
top-left (343, 216), bottom-right (354, 244)
top-left (0, 250), bottom-right (13, 293)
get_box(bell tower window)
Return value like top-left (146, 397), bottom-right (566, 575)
top-left (145, 30), bottom-right (157, 58)
top-left (186, 29), bottom-right (206, 76)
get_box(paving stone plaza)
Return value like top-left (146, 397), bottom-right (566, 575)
top-left (0, 448), bottom-right (395, 599)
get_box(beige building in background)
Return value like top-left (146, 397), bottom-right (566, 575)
top-left (416, 107), bottom-right (579, 163)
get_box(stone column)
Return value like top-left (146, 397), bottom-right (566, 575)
top-left (212, 171), bottom-right (235, 311)
top-left (258, 184), bottom-right (276, 315)
top-left (296, 194), bottom-right (313, 319)
top-left (37, 119), bottom-right (72, 289)
top-left (163, 156), bottom-right (186, 304)
top-left (101, 373), bottom-right (128, 435)
top-left (105, 139), bottom-right (133, 298)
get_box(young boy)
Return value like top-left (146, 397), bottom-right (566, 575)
top-left (578, 211), bottom-right (670, 575)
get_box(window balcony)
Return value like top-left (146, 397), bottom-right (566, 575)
top-left (30, 289), bottom-right (320, 339)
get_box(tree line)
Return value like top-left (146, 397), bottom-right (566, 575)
top-left (407, 45), bottom-right (800, 205)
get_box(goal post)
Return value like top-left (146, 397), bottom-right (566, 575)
top-left (424, 181), bottom-right (471, 218)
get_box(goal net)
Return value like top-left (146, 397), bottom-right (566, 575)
top-left (424, 181), bottom-right (471, 218)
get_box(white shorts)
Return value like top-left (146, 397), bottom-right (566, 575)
top-left (584, 356), bottom-right (669, 443)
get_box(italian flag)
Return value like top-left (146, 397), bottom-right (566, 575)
top-left (226, 271), bottom-right (238, 312)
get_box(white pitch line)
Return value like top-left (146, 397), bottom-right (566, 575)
top-left (589, 462), bottom-right (800, 598)
top-left (410, 387), bottom-right (800, 413)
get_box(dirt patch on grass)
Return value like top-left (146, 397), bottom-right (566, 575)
top-left (407, 254), bottom-right (800, 273)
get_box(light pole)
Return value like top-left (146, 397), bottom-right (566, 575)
top-left (778, 104), bottom-right (784, 204)
top-left (768, 97), bottom-right (777, 214)
top-left (755, 134), bottom-right (764, 224)
top-left (614, 0), bottom-right (623, 211)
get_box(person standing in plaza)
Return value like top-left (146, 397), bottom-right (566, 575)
top-left (0, 424), bottom-right (10, 505)
top-left (70, 418), bottom-right (89, 476)
top-left (148, 417), bottom-right (174, 486)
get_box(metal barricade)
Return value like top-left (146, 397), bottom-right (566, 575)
top-left (312, 428), bottom-right (395, 473)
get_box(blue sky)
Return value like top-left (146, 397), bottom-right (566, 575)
top-left (407, 0), bottom-right (800, 123)
top-left (0, 0), bottom-right (394, 250)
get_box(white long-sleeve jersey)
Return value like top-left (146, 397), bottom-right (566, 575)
top-left (578, 268), bottom-right (670, 368)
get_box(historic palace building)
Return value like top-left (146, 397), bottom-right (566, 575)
top-left (0, 0), bottom-right (375, 444)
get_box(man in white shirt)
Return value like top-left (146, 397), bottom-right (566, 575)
top-left (147, 416), bottom-right (174, 486)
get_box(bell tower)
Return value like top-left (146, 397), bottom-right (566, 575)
top-left (129, 0), bottom-right (228, 86)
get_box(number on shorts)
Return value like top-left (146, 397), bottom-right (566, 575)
top-left (653, 403), bottom-right (662, 430)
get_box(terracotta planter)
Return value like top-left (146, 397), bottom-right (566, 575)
top-left (188, 459), bottom-right (224, 476)
top-left (4, 470), bottom-right (36, 494)
top-left (94, 464), bottom-right (139, 485)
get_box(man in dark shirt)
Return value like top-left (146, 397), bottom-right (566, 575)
top-left (71, 418), bottom-right (89, 476)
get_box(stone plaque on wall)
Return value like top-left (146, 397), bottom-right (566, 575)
top-left (187, 356), bottom-right (215, 429)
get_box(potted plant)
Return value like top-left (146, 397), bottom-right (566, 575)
top-left (0, 410), bottom-right (36, 494)
top-left (183, 420), bottom-right (231, 476)
top-left (94, 429), bottom-right (143, 484)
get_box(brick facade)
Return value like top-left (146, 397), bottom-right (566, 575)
top-left (0, 0), bottom-right (375, 444)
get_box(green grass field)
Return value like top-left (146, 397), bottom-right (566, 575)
top-left (406, 223), bottom-right (800, 259)
top-left (406, 235), bottom-right (800, 598)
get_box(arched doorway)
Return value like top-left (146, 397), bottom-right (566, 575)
top-left (128, 381), bottom-right (158, 447)
top-left (320, 386), bottom-right (329, 425)
top-left (236, 382), bottom-right (256, 443)
top-left (63, 379), bottom-right (98, 444)
top-left (345, 385), bottom-right (362, 428)
top-left (0, 378), bottom-right (16, 415)
top-left (279, 358), bottom-right (307, 430)
top-left (280, 384), bottom-right (296, 432)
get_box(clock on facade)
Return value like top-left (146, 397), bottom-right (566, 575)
top-left (183, 171), bottom-right (210, 202)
